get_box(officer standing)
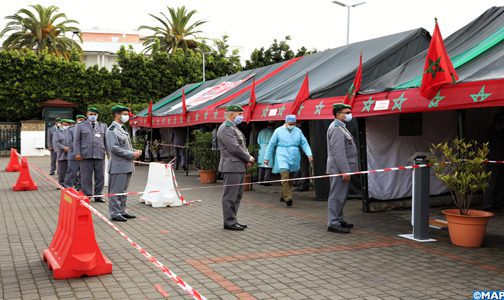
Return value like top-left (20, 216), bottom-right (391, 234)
top-left (73, 107), bottom-right (107, 202)
top-left (106, 106), bottom-right (142, 222)
top-left (217, 105), bottom-right (255, 231)
top-left (47, 119), bottom-right (61, 175)
top-left (63, 115), bottom-right (86, 189)
top-left (264, 115), bottom-right (313, 207)
top-left (326, 103), bottom-right (358, 233)
top-left (53, 119), bottom-right (74, 187)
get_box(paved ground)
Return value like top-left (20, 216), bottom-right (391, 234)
top-left (0, 156), bottom-right (503, 300)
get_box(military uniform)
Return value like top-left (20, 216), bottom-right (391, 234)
top-left (73, 118), bottom-right (107, 198)
top-left (326, 118), bottom-right (358, 228)
top-left (217, 107), bottom-right (253, 229)
top-left (47, 124), bottom-right (58, 175)
top-left (106, 121), bottom-right (135, 219)
top-left (63, 125), bottom-right (80, 189)
top-left (53, 125), bottom-right (71, 187)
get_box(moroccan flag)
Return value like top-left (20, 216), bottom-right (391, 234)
top-left (420, 19), bottom-right (458, 99)
top-left (246, 78), bottom-right (257, 124)
top-left (181, 89), bottom-right (187, 122)
top-left (343, 53), bottom-right (363, 107)
top-left (146, 100), bottom-right (153, 127)
top-left (290, 73), bottom-right (310, 115)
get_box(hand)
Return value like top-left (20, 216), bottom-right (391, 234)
top-left (246, 162), bottom-right (253, 168)
top-left (75, 154), bottom-right (82, 161)
top-left (308, 156), bottom-right (314, 162)
top-left (263, 160), bottom-right (269, 166)
top-left (343, 174), bottom-right (351, 182)
top-left (48, 147), bottom-right (53, 151)
top-left (63, 147), bottom-right (69, 153)
top-left (133, 150), bottom-right (142, 158)
top-left (249, 156), bottom-right (255, 163)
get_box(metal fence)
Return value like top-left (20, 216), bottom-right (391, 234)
top-left (0, 122), bottom-right (20, 156)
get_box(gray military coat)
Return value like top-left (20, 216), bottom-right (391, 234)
top-left (106, 121), bottom-right (135, 175)
top-left (73, 119), bottom-right (107, 160)
top-left (47, 125), bottom-right (58, 149)
top-left (53, 129), bottom-right (70, 161)
top-left (65, 126), bottom-right (76, 160)
top-left (326, 119), bottom-right (358, 174)
top-left (217, 120), bottom-right (252, 173)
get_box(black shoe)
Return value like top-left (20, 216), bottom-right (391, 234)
top-left (328, 225), bottom-right (350, 233)
top-left (122, 213), bottom-right (136, 219)
top-left (286, 199), bottom-right (293, 207)
top-left (237, 223), bottom-right (247, 229)
top-left (111, 216), bottom-right (127, 222)
top-left (94, 198), bottom-right (106, 203)
top-left (340, 221), bottom-right (354, 229)
top-left (49, 172), bottom-right (55, 176)
top-left (224, 224), bottom-right (244, 231)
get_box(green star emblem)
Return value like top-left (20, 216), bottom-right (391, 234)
top-left (314, 100), bottom-right (325, 115)
top-left (362, 97), bottom-right (375, 112)
top-left (213, 111), bottom-right (219, 119)
top-left (187, 116), bottom-right (191, 122)
top-left (297, 104), bottom-right (305, 116)
top-left (347, 83), bottom-right (355, 96)
top-left (173, 117), bottom-right (176, 124)
top-left (424, 57), bottom-right (444, 79)
top-left (195, 113), bottom-right (199, 121)
top-left (262, 106), bottom-right (270, 118)
top-left (470, 85), bottom-right (491, 103)
top-left (204, 111), bottom-right (208, 120)
top-left (167, 117), bottom-right (171, 124)
top-left (161, 118), bottom-right (165, 124)
top-left (428, 91), bottom-right (445, 108)
top-left (278, 104), bottom-right (286, 116)
top-left (391, 93), bottom-right (408, 112)
top-left (180, 116), bottom-right (183, 123)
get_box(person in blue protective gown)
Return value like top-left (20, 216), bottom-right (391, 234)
top-left (257, 122), bottom-right (275, 185)
top-left (264, 115), bottom-right (313, 207)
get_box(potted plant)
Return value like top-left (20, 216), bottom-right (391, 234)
top-left (429, 138), bottom-right (494, 248)
top-left (189, 130), bottom-right (219, 184)
top-left (244, 144), bottom-right (260, 191)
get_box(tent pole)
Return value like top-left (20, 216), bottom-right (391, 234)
top-left (357, 118), bottom-right (370, 213)
top-left (457, 110), bottom-right (465, 139)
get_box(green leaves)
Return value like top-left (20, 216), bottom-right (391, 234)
top-left (429, 138), bottom-right (491, 215)
top-left (188, 130), bottom-right (218, 171)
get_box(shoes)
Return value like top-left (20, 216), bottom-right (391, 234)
top-left (224, 224), bottom-right (244, 231)
top-left (94, 197), bottom-right (106, 203)
top-left (122, 213), bottom-right (136, 219)
top-left (49, 172), bottom-right (55, 175)
top-left (111, 216), bottom-right (127, 222)
top-left (286, 199), bottom-right (293, 207)
top-left (328, 225), bottom-right (350, 233)
top-left (340, 221), bottom-right (354, 229)
top-left (236, 222), bottom-right (247, 229)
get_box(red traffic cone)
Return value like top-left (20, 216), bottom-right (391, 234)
top-left (5, 148), bottom-right (21, 172)
top-left (12, 157), bottom-right (38, 191)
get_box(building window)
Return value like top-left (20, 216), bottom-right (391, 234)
top-left (399, 113), bottom-right (422, 136)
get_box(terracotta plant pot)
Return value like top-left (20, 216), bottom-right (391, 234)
top-left (199, 170), bottom-right (217, 184)
top-left (442, 209), bottom-right (494, 248)
top-left (243, 174), bottom-right (252, 191)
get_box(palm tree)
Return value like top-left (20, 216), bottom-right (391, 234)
top-left (139, 6), bottom-right (207, 53)
top-left (0, 4), bottom-right (82, 59)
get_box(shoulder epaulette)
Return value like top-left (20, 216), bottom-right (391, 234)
top-left (109, 125), bottom-right (115, 131)
top-left (225, 120), bottom-right (234, 127)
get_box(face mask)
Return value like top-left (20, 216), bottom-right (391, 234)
top-left (344, 113), bottom-right (353, 122)
top-left (62, 126), bottom-right (69, 130)
top-left (287, 125), bottom-right (295, 130)
top-left (233, 115), bottom-right (243, 125)
top-left (120, 114), bottom-right (130, 123)
top-left (88, 115), bottom-right (98, 122)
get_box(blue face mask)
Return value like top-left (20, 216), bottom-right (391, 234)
top-left (233, 115), bottom-right (243, 125)
top-left (344, 113), bottom-right (353, 122)
top-left (88, 115), bottom-right (98, 122)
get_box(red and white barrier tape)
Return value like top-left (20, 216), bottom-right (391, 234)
top-left (78, 198), bottom-right (206, 300)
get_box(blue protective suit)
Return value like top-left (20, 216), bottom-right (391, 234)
top-left (257, 127), bottom-right (274, 168)
top-left (264, 126), bottom-right (312, 174)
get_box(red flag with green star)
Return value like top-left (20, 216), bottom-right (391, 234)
top-left (146, 100), bottom-right (153, 127)
top-left (181, 89), bottom-right (187, 122)
top-left (420, 19), bottom-right (458, 99)
top-left (343, 53), bottom-right (363, 107)
top-left (290, 73), bottom-right (310, 115)
top-left (245, 78), bottom-right (256, 124)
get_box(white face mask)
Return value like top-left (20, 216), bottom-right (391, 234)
top-left (344, 113), bottom-right (353, 122)
top-left (287, 125), bottom-right (295, 130)
top-left (88, 115), bottom-right (98, 122)
top-left (62, 125), bottom-right (69, 130)
top-left (120, 114), bottom-right (130, 123)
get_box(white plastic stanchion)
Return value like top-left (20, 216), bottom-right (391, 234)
top-left (140, 162), bottom-right (184, 208)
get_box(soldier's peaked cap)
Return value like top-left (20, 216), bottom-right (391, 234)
top-left (226, 105), bottom-right (243, 112)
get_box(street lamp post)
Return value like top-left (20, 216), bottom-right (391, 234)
top-left (198, 50), bottom-right (212, 82)
top-left (331, 1), bottom-right (366, 45)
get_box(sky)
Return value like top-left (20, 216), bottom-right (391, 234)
top-left (0, 0), bottom-right (502, 62)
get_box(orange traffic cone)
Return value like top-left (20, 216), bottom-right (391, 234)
top-left (12, 157), bottom-right (38, 191)
top-left (5, 148), bottom-right (20, 172)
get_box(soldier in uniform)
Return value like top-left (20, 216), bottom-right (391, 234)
top-left (326, 103), bottom-right (358, 233)
top-left (217, 105), bottom-right (255, 231)
top-left (53, 119), bottom-right (74, 187)
top-left (63, 115), bottom-right (86, 189)
top-left (73, 107), bottom-right (107, 202)
top-left (106, 105), bottom-right (142, 222)
top-left (47, 119), bottom-right (61, 175)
